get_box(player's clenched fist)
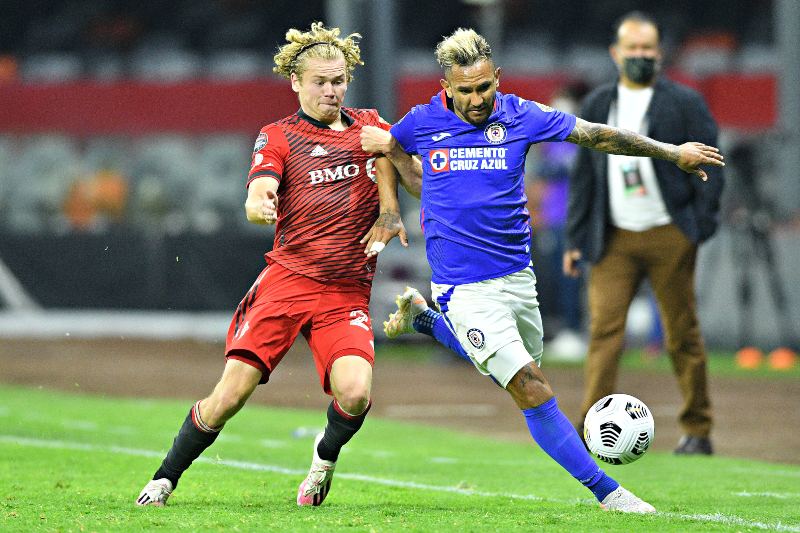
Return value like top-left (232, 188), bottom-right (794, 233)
top-left (261, 189), bottom-right (279, 224)
top-left (360, 125), bottom-right (395, 154)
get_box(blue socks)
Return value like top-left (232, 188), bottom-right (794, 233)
top-left (523, 397), bottom-right (619, 502)
top-left (412, 309), bottom-right (617, 500)
top-left (413, 309), bottom-right (471, 363)
top-left (413, 309), bottom-right (617, 501)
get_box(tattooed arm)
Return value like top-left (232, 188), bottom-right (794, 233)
top-left (565, 117), bottom-right (724, 181)
top-left (360, 156), bottom-right (408, 256)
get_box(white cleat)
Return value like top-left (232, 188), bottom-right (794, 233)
top-left (601, 486), bottom-right (656, 513)
top-left (383, 286), bottom-right (429, 339)
top-left (136, 478), bottom-right (173, 507)
top-left (297, 432), bottom-right (336, 506)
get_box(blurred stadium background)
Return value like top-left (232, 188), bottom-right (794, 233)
top-left (0, 0), bottom-right (798, 354)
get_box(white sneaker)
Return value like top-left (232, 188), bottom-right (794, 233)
top-left (384, 286), bottom-right (428, 339)
top-left (136, 478), bottom-right (173, 507)
top-left (296, 432), bottom-right (336, 506)
top-left (601, 486), bottom-right (656, 513)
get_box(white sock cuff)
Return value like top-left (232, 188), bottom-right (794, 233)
top-left (191, 401), bottom-right (221, 433)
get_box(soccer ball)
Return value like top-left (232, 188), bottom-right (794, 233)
top-left (583, 394), bottom-right (654, 465)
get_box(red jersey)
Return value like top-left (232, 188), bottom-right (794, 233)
top-left (247, 108), bottom-right (384, 284)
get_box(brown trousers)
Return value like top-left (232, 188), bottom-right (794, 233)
top-left (581, 224), bottom-right (713, 437)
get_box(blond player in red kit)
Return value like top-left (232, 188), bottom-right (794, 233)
top-left (136, 22), bottom-right (406, 508)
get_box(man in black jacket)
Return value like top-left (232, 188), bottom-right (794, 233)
top-left (564, 11), bottom-right (724, 455)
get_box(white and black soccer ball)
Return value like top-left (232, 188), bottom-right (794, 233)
top-left (583, 394), bottom-right (654, 465)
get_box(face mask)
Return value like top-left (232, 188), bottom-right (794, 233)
top-left (622, 57), bottom-right (657, 85)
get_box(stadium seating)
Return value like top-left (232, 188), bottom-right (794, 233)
top-left (5, 135), bottom-right (79, 233)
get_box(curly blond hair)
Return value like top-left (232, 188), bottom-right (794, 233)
top-left (435, 28), bottom-right (492, 72)
top-left (273, 22), bottom-right (363, 81)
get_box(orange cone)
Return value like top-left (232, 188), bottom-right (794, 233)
top-left (767, 347), bottom-right (798, 370)
top-left (735, 346), bottom-right (764, 369)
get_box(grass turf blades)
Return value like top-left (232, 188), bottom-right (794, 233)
top-left (1, 384), bottom-right (799, 532)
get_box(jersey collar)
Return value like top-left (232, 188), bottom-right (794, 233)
top-left (297, 108), bottom-right (354, 129)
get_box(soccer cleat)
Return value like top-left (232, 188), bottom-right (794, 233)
top-left (600, 486), bottom-right (656, 513)
top-left (383, 286), bottom-right (428, 339)
top-left (297, 432), bottom-right (336, 506)
top-left (136, 478), bottom-right (173, 507)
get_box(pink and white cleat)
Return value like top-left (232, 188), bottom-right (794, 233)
top-left (297, 432), bottom-right (336, 506)
top-left (136, 478), bottom-right (173, 507)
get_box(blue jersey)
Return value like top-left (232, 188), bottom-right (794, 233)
top-left (391, 91), bottom-right (577, 285)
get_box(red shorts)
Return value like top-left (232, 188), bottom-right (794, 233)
top-left (225, 261), bottom-right (374, 394)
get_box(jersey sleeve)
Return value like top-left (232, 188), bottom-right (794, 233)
top-left (247, 124), bottom-right (289, 188)
top-left (389, 108), bottom-right (419, 155)
top-left (518, 98), bottom-right (577, 144)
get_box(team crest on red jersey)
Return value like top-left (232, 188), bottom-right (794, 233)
top-left (429, 149), bottom-right (449, 172)
top-left (253, 132), bottom-right (268, 152)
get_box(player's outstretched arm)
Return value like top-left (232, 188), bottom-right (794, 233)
top-left (565, 117), bottom-right (724, 181)
top-left (361, 157), bottom-right (408, 257)
top-left (361, 125), bottom-right (422, 198)
top-left (244, 176), bottom-right (279, 225)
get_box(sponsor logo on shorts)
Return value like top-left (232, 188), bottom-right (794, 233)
top-left (235, 320), bottom-right (250, 340)
top-left (467, 328), bottom-right (485, 349)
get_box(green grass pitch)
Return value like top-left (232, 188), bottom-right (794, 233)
top-left (1, 384), bottom-right (798, 532)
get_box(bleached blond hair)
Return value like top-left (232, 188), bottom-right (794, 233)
top-left (273, 22), bottom-right (363, 81)
top-left (435, 28), bottom-right (492, 72)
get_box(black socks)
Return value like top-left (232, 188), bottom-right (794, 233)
top-left (153, 401), bottom-right (221, 488)
top-left (152, 399), bottom-right (370, 486)
top-left (316, 400), bottom-right (371, 462)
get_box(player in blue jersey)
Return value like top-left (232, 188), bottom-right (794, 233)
top-left (361, 28), bottom-right (724, 514)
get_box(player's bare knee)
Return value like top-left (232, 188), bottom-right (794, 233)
top-left (330, 359), bottom-right (372, 414)
top-left (334, 386), bottom-right (370, 415)
top-left (333, 375), bottom-right (371, 414)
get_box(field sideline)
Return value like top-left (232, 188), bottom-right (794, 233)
top-left (1, 385), bottom-right (798, 532)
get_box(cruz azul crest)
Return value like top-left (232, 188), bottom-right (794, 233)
top-left (484, 122), bottom-right (507, 144)
top-left (467, 328), bottom-right (485, 349)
